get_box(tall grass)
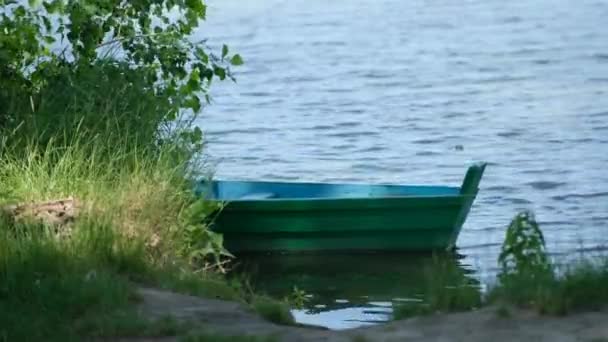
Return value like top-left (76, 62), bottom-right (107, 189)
top-left (393, 255), bottom-right (481, 319)
top-left (0, 99), bottom-right (240, 341)
top-left (0, 219), bottom-right (141, 341)
top-left (487, 258), bottom-right (608, 315)
top-left (0, 136), bottom-right (190, 258)
top-left (486, 211), bottom-right (608, 315)
top-left (2, 60), bottom-right (181, 156)
top-left (0, 137), bottom-right (239, 340)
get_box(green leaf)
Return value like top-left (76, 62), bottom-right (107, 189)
top-left (221, 44), bottom-right (228, 59)
top-left (230, 54), bottom-right (243, 66)
top-left (14, 5), bottom-right (26, 17)
top-left (185, 96), bottom-right (201, 112)
top-left (185, 0), bottom-right (205, 15)
top-left (42, 16), bottom-right (52, 31)
top-left (191, 126), bottom-right (203, 143)
top-left (43, 0), bottom-right (63, 13)
top-left (213, 66), bottom-right (226, 80)
top-left (200, 68), bottom-right (213, 81)
top-left (186, 77), bottom-right (200, 92)
top-left (195, 47), bottom-right (208, 64)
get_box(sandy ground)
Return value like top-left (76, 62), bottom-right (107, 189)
top-left (118, 287), bottom-right (608, 342)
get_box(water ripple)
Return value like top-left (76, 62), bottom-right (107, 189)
top-left (552, 192), bottom-right (608, 201)
top-left (525, 181), bottom-right (568, 190)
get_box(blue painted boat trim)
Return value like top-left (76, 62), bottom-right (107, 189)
top-left (196, 180), bottom-right (461, 202)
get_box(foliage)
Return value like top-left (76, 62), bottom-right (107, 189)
top-left (548, 259), bottom-right (608, 314)
top-left (490, 256), bottom-right (608, 315)
top-left (0, 135), bottom-right (237, 270)
top-left (3, 60), bottom-right (176, 154)
top-left (0, 0), bottom-right (242, 152)
top-left (0, 2), bottom-right (256, 339)
top-left (178, 198), bottom-right (234, 272)
top-left (0, 219), bottom-right (139, 341)
top-left (490, 211), bottom-right (556, 309)
top-left (284, 286), bottom-right (309, 309)
top-left (498, 210), bottom-right (553, 283)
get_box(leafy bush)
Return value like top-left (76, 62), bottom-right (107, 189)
top-left (498, 210), bottom-right (553, 282)
top-left (1, 0), bottom-right (243, 153)
top-left (491, 211), bottom-right (555, 308)
top-left (0, 2), bottom-right (249, 339)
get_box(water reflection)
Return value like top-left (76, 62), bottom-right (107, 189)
top-left (233, 252), bottom-right (479, 330)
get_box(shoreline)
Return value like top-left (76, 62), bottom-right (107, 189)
top-left (124, 286), bottom-right (608, 342)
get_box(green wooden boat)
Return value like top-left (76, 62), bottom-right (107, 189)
top-left (196, 163), bottom-right (487, 253)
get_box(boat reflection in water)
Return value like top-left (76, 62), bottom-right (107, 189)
top-left (232, 252), bottom-right (480, 330)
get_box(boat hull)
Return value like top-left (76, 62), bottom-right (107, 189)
top-left (200, 163), bottom-right (486, 253)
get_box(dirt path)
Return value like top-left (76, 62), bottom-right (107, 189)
top-left (129, 287), bottom-right (608, 342)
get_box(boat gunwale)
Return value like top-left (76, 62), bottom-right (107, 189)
top-left (201, 180), bottom-right (463, 203)
top-left (209, 178), bottom-right (461, 188)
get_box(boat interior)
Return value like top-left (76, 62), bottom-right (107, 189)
top-left (197, 180), bottom-right (462, 200)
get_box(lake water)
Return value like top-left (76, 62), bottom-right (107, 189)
top-left (195, 0), bottom-right (608, 329)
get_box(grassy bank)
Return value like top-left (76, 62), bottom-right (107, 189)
top-left (0, 139), bottom-right (293, 340)
top-left (394, 212), bottom-right (608, 320)
top-left (487, 257), bottom-right (608, 315)
top-left (0, 140), bottom-right (225, 340)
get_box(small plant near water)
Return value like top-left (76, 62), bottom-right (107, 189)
top-left (285, 286), bottom-right (310, 309)
top-left (250, 295), bottom-right (295, 325)
top-left (495, 210), bottom-right (554, 302)
top-left (393, 255), bottom-right (481, 319)
top-left (393, 210), bottom-right (608, 321)
top-left (178, 199), bottom-right (234, 273)
top-left (490, 210), bottom-right (608, 315)
top-left (489, 210), bottom-right (559, 312)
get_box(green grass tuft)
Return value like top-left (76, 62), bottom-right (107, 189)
top-left (489, 212), bottom-right (608, 315)
top-left (251, 295), bottom-right (295, 325)
top-left (393, 255), bottom-right (481, 320)
top-left (489, 258), bottom-right (608, 315)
